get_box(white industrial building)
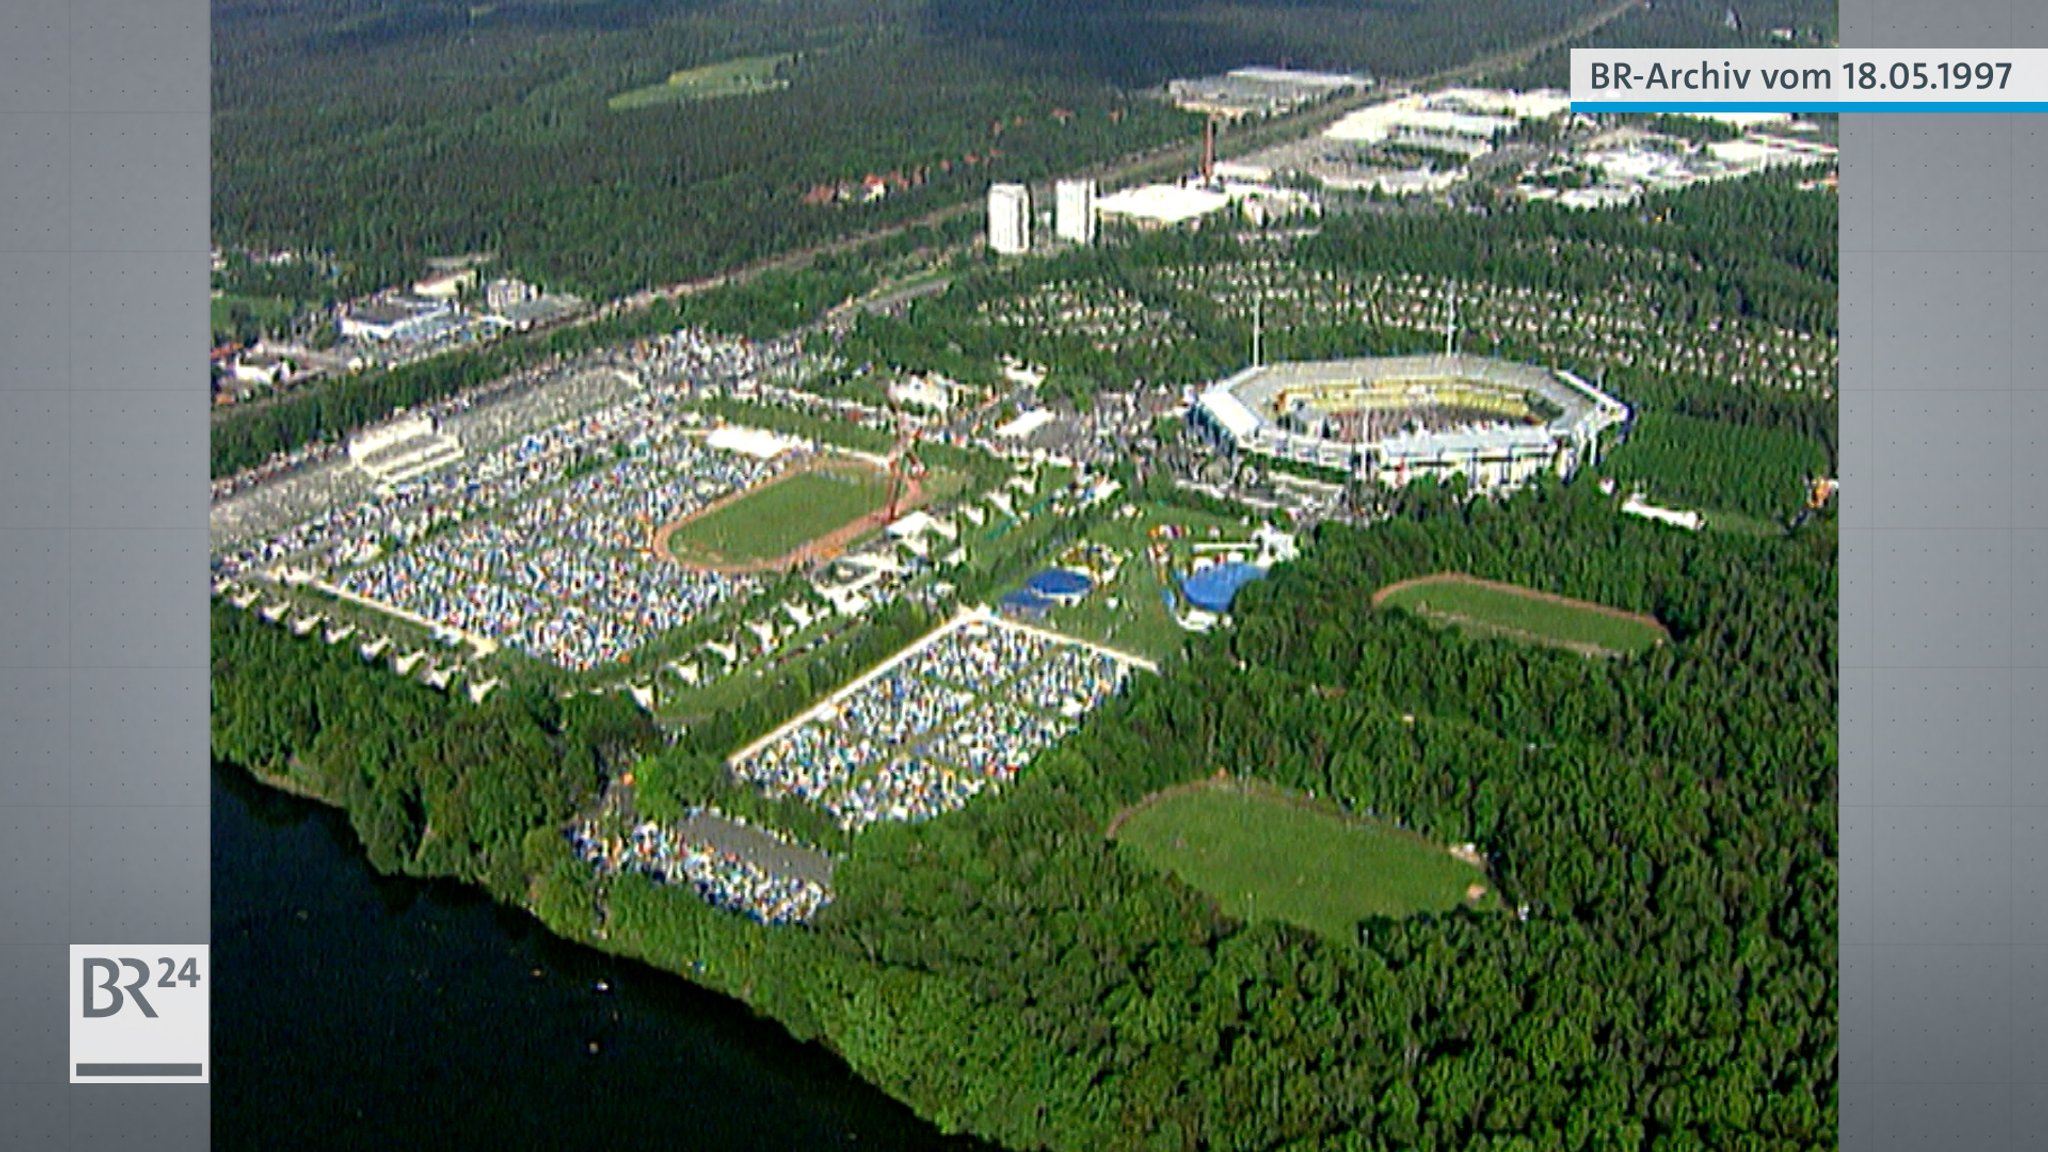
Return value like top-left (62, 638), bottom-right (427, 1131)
top-left (994, 409), bottom-right (1057, 440)
top-left (1054, 179), bottom-right (1097, 245)
top-left (412, 269), bottom-right (477, 300)
top-left (1682, 110), bottom-right (1795, 129)
top-left (888, 375), bottom-right (957, 413)
top-left (1213, 160), bottom-right (1272, 183)
top-left (1094, 183), bottom-right (1232, 229)
top-left (988, 183), bottom-right (1031, 255)
top-left (1431, 88), bottom-right (1572, 121)
top-left (1707, 135), bottom-right (1839, 171)
top-left (1168, 67), bottom-right (1370, 118)
top-left (229, 350), bottom-right (296, 388)
top-left (705, 425), bottom-right (800, 460)
top-left (1328, 101), bottom-right (1515, 150)
top-left (1324, 89), bottom-right (1569, 159)
top-left (1092, 179), bottom-right (1312, 230)
top-left (1526, 129), bottom-right (1837, 211)
top-left (337, 296), bottom-right (453, 343)
top-left (485, 278), bottom-right (540, 312)
top-left (1225, 182), bottom-right (1318, 226)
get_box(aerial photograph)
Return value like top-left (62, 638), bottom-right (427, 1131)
top-left (208, 0), bottom-right (1839, 1147)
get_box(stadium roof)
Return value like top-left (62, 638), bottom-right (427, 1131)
top-left (1378, 425), bottom-right (1559, 459)
top-left (1190, 355), bottom-right (1630, 487)
top-left (1205, 355), bottom-right (1620, 435)
top-left (1197, 382), bottom-right (1263, 439)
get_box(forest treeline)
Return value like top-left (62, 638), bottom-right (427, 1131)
top-left (215, 476), bottom-right (1836, 1151)
top-left (925, 0), bottom-right (1599, 85)
top-left (1495, 0), bottom-right (1841, 90)
top-left (211, 605), bottom-right (654, 899)
top-left (1597, 411), bottom-right (1828, 520)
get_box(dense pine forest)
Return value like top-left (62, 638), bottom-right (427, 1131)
top-left (214, 0), bottom-right (1180, 298)
top-left (1495, 0), bottom-right (1840, 89)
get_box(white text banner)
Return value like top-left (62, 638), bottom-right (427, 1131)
top-left (1571, 49), bottom-right (2048, 112)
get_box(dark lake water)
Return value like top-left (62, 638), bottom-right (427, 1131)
top-left (210, 761), bottom-right (991, 1151)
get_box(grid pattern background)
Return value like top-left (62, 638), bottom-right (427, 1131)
top-left (1839, 0), bottom-right (2048, 1146)
top-left (0, 0), bottom-right (210, 1143)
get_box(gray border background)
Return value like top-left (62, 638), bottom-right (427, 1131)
top-left (0, 0), bottom-right (210, 1145)
top-left (1838, 0), bottom-right (2048, 1147)
top-left (0, 0), bottom-right (2022, 1148)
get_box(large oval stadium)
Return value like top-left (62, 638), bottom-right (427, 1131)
top-left (1191, 354), bottom-right (1629, 491)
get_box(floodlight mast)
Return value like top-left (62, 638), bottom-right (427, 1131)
top-left (886, 415), bottom-right (924, 522)
top-left (1443, 280), bottom-right (1459, 358)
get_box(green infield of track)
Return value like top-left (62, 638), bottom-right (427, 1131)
top-left (1113, 780), bottom-right (1492, 940)
top-left (663, 462), bottom-right (890, 565)
top-left (1374, 574), bottom-right (1668, 657)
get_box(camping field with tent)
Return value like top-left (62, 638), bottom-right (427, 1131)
top-left (992, 503), bottom-right (1296, 662)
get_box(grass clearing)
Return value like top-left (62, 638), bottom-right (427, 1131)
top-left (1697, 508), bottom-right (1789, 538)
top-left (1373, 573), bottom-right (1668, 658)
top-left (608, 54), bottom-right (795, 111)
top-left (653, 614), bottom-right (847, 723)
top-left (663, 461), bottom-right (891, 566)
top-left (1114, 779), bottom-right (1494, 939)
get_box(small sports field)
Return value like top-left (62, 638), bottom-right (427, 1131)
top-left (1111, 778), bottom-right (1493, 940)
top-left (608, 54), bottom-right (795, 110)
top-left (659, 461), bottom-right (892, 569)
top-left (1372, 572), bottom-right (1668, 658)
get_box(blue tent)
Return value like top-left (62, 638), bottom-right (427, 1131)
top-left (1025, 569), bottom-right (1093, 601)
top-left (1000, 589), bottom-right (1054, 618)
top-left (1180, 563), bottom-right (1266, 614)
